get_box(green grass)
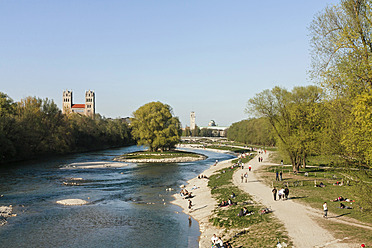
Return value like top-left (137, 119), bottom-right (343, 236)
top-left (207, 158), bottom-right (292, 247)
top-left (260, 159), bottom-right (372, 245)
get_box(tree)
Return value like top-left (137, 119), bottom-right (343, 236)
top-left (310, 0), bottom-right (372, 97)
top-left (309, 0), bottom-right (372, 166)
top-left (247, 86), bottom-right (324, 172)
top-left (131, 102), bottom-right (181, 152)
top-left (227, 118), bottom-right (275, 146)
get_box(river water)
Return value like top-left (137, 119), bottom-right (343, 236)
top-left (0, 146), bottom-right (234, 248)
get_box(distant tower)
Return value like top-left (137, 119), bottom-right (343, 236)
top-left (62, 90), bottom-right (72, 114)
top-left (190, 111), bottom-right (196, 130)
top-left (85, 90), bottom-right (95, 117)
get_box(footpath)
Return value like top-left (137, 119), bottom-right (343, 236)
top-left (232, 152), bottom-right (353, 248)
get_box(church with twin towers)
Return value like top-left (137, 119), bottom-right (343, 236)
top-left (62, 90), bottom-right (95, 118)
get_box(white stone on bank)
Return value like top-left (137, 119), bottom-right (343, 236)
top-left (56, 199), bottom-right (89, 205)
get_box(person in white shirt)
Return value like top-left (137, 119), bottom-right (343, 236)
top-left (215, 237), bottom-right (224, 248)
top-left (211, 234), bottom-right (218, 245)
top-left (323, 202), bottom-right (328, 218)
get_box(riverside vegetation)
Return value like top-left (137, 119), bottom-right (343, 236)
top-left (227, 0), bottom-right (372, 218)
top-left (0, 93), bottom-right (132, 164)
top-left (207, 154), bottom-right (291, 247)
top-left (114, 150), bottom-right (207, 163)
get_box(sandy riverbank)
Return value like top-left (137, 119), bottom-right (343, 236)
top-left (171, 157), bottom-right (235, 248)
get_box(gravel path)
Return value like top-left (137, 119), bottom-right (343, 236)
top-left (232, 152), bottom-right (355, 248)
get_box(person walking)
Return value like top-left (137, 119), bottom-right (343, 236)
top-left (275, 171), bottom-right (279, 181)
top-left (244, 172), bottom-right (248, 183)
top-left (284, 186), bottom-right (289, 200)
top-left (188, 199), bottom-right (192, 210)
top-left (241, 173), bottom-right (244, 183)
top-left (279, 171), bottom-right (283, 181)
top-left (323, 202), bottom-right (328, 218)
top-left (272, 187), bottom-right (277, 201)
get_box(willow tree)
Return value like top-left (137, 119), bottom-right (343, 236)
top-left (247, 86), bottom-right (324, 172)
top-left (310, 0), bottom-right (372, 165)
top-left (131, 102), bottom-right (181, 152)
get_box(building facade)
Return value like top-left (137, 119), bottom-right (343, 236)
top-left (62, 90), bottom-right (95, 118)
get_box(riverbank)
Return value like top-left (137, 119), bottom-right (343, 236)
top-left (113, 149), bottom-right (207, 163)
top-left (171, 158), bottom-right (235, 247)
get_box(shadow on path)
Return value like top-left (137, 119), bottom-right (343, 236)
top-left (329, 213), bottom-right (351, 218)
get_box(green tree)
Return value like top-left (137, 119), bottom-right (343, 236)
top-left (310, 0), bottom-right (372, 166)
top-left (227, 118), bottom-right (275, 146)
top-left (0, 93), bottom-right (17, 160)
top-left (183, 126), bottom-right (192, 136)
top-left (131, 102), bottom-right (181, 152)
top-left (247, 86), bottom-right (324, 172)
top-left (310, 0), bottom-right (372, 97)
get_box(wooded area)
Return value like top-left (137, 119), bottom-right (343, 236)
top-left (0, 93), bottom-right (133, 164)
top-left (230, 0), bottom-right (372, 173)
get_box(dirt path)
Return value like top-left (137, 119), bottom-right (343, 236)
top-left (232, 152), bottom-right (355, 248)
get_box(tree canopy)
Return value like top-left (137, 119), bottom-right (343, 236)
top-left (247, 86), bottom-right (325, 172)
top-left (0, 92), bottom-right (132, 164)
top-left (131, 102), bottom-right (181, 152)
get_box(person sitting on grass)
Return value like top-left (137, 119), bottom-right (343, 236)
top-left (219, 201), bottom-right (228, 207)
top-left (214, 237), bottom-right (224, 248)
top-left (238, 207), bottom-right (250, 217)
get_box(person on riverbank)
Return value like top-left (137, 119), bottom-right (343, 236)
top-left (284, 187), bottom-right (289, 200)
top-left (241, 173), bottom-right (244, 183)
top-left (272, 187), bottom-right (277, 201)
top-left (323, 202), bottom-right (328, 218)
top-left (249, 165), bottom-right (251, 171)
top-left (276, 171), bottom-right (279, 181)
top-left (280, 171), bottom-right (283, 181)
top-left (215, 237), bottom-right (224, 248)
top-left (244, 172), bottom-right (248, 183)
top-left (211, 234), bottom-right (218, 245)
top-left (278, 188), bottom-right (284, 200)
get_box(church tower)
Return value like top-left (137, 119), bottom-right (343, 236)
top-left (62, 90), bottom-right (72, 114)
top-left (190, 111), bottom-right (196, 130)
top-left (84, 90), bottom-right (95, 117)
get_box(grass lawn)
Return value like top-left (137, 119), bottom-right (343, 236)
top-left (259, 154), bottom-right (372, 246)
top-left (207, 158), bottom-right (292, 247)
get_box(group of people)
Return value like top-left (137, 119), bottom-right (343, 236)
top-left (240, 172), bottom-right (249, 183)
top-left (211, 234), bottom-right (232, 248)
top-left (237, 206), bottom-right (254, 217)
top-left (180, 188), bottom-right (193, 199)
top-left (197, 175), bottom-right (208, 179)
top-left (275, 170), bottom-right (283, 181)
top-left (218, 198), bottom-right (235, 207)
top-left (330, 196), bottom-right (354, 202)
top-left (272, 186), bottom-right (289, 201)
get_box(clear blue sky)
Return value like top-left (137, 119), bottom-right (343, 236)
top-left (0, 0), bottom-right (338, 127)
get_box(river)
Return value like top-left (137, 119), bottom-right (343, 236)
top-left (0, 146), bottom-right (235, 248)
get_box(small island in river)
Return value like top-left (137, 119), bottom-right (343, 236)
top-left (113, 150), bottom-right (207, 163)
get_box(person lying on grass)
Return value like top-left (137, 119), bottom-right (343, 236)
top-left (331, 196), bottom-right (354, 202)
top-left (340, 203), bottom-right (353, 209)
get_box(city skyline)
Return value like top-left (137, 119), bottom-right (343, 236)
top-left (0, 1), bottom-right (339, 127)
